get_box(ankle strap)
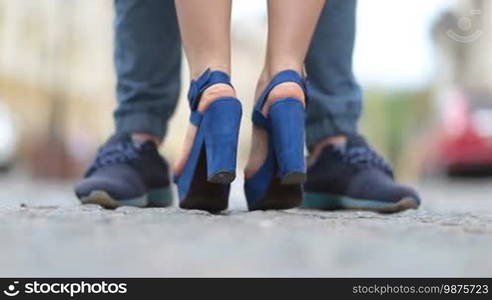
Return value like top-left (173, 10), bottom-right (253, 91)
top-left (188, 69), bottom-right (233, 111)
top-left (252, 69), bottom-right (307, 128)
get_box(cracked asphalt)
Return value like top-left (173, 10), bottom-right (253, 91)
top-left (0, 173), bottom-right (491, 277)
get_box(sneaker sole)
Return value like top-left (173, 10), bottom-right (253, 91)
top-left (147, 187), bottom-right (174, 207)
top-left (79, 187), bottom-right (173, 209)
top-left (302, 193), bottom-right (419, 214)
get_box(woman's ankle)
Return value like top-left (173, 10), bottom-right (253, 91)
top-left (259, 82), bottom-right (305, 115)
top-left (197, 83), bottom-right (235, 112)
top-left (190, 64), bottom-right (230, 80)
top-left (256, 65), bottom-right (305, 112)
top-left (256, 64), bottom-right (302, 87)
top-left (264, 62), bottom-right (303, 80)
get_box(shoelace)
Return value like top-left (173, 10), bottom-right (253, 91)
top-left (85, 140), bottom-right (152, 176)
top-left (330, 144), bottom-right (394, 177)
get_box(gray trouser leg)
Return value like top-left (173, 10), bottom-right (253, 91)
top-left (113, 0), bottom-right (181, 139)
top-left (305, 0), bottom-right (362, 147)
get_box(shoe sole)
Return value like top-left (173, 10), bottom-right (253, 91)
top-left (302, 193), bottom-right (419, 214)
top-left (281, 171), bottom-right (306, 185)
top-left (248, 178), bottom-right (303, 211)
top-left (180, 150), bottom-right (229, 213)
top-left (79, 187), bottom-right (173, 209)
top-left (147, 187), bottom-right (174, 207)
top-left (208, 170), bottom-right (236, 184)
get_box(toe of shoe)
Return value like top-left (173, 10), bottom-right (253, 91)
top-left (74, 176), bottom-right (145, 201)
top-left (393, 185), bottom-right (421, 207)
top-left (349, 169), bottom-right (421, 206)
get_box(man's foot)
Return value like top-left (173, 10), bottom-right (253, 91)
top-left (74, 133), bottom-right (172, 208)
top-left (303, 134), bottom-right (420, 213)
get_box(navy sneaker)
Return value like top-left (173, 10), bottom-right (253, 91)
top-left (74, 133), bottom-right (173, 208)
top-left (303, 134), bottom-right (420, 213)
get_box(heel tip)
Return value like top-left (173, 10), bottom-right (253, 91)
top-left (208, 171), bottom-right (236, 184)
top-left (281, 172), bottom-right (306, 185)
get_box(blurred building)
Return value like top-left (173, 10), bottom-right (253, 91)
top-left (428, 0), bottom-right (492, 176)
top-left (433, 0), bottom-right (492, 92)
top-left (0, 0), bottom-right (266, 178)
top-left (0, 0), bottom-right (115, 131)
top-left (0, 0), bottom-right (115, 176)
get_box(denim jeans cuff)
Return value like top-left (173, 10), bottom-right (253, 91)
top-left (306, 115), bottom-right (358, 148)
top-left (115, 111), bottom-right (168, 140)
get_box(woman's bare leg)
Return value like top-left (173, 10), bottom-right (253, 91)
top-left (245, 0), bottom-right (324, 178)
top-left (174, 0), bottom-right (235, 175)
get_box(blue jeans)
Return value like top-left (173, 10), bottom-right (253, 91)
top-left (113, 0), bottom-right (362, 147)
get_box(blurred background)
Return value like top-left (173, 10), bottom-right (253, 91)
top-left (0, 0), bottom-right (491, 206)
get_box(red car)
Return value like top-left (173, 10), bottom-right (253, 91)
top-left (433, 89), bottom-right (492, 176)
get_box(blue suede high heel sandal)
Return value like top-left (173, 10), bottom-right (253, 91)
top-left (175, 69), bottom-right (242, 212)
top-left (244, 70), bottom-right (307, 211)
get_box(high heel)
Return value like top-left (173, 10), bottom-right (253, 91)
top-left (244, 69), bottom-right (307, 211)
top-left (175, 69), bottom-right (242, 212)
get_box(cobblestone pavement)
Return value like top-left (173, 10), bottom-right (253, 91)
top-left (0, 173), bottom-right (491, 277)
